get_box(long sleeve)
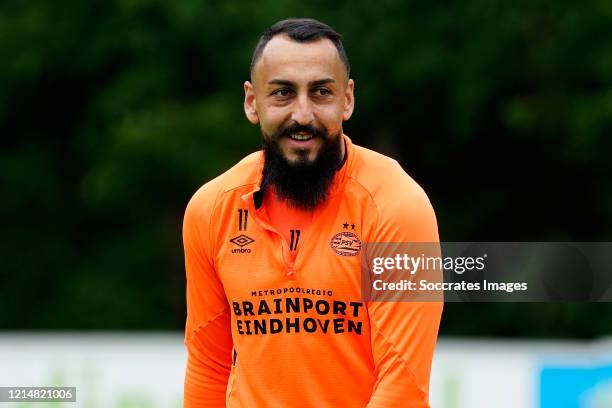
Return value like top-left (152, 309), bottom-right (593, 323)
top-left (366, 171), bottom-right (443, 408)
top-left (183, 190), bottom-right (233, 407)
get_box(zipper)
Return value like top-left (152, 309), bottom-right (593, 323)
top-left (246, 204), bottom-right (297, 280)
top-left (244, 181), bottom-right (342, 281)
top-left (290, 198), bottom-right (338, 273)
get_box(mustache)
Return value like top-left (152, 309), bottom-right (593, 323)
top-left (278, 122), bottom-right (327, 139)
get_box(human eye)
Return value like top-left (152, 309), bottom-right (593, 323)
top-left (272, 88), bottom-right (293, 97)
top-left (313, 87), bottom-right (332, 97)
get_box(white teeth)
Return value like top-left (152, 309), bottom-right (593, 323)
top-left (290, 133), bottom-right (312, 141)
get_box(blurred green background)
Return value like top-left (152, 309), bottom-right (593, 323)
top-left (2, 0), bottom-right (611, 337)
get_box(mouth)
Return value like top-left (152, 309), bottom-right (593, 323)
top-left (288, 132), bottom-right (314, 141)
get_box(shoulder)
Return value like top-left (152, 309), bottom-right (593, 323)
top-left (185, 151), bottom-right (262, 220)
top-left (348, 144), bottom-right (438, 241)
top-left (349, 144), bottom-right (432, 212)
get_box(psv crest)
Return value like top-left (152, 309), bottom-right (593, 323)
top-left (330, 229), bottom-right (361, 256)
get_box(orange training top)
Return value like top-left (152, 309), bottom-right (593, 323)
top-left (182, 135), bottom-right (443, 407)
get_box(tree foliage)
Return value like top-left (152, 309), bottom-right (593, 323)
top-left (2, 0), bottom-right (611, 336)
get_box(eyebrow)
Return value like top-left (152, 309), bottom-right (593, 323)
top-left (267, 78), bottom-right (336, 87)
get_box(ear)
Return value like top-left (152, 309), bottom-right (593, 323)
top-left (244, 81), bottom-right (259, 125)
top-left (342, 79), bottom-right (355, 121)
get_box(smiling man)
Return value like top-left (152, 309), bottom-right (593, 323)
top-left (182, 18), bottom-right (443, 407)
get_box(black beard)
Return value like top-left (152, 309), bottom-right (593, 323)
top-left (261, 124), bottom-right (342, 211)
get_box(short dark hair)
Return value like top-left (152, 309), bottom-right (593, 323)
top-left (250, 18), bottom-right (350, 78)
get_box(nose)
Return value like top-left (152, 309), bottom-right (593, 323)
top-left (291, 94), bottom-right (314, 125)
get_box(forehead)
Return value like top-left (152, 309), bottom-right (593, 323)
top-left (253, 35), bottom-right (346, 84)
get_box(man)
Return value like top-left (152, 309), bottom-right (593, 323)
top-left (182, 18), bottom-right (443, 407)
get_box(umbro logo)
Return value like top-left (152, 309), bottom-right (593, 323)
top-left (230, 234), bottom-right (254, 254)
top-left (230, 234), bottom-right (254, 247)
